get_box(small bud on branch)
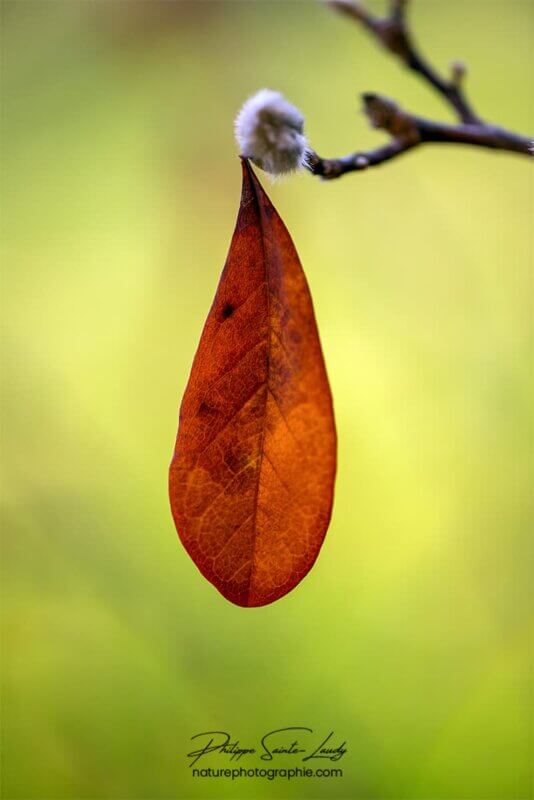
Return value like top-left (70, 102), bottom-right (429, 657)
top-left (450, 60), bottom-right (467, 88)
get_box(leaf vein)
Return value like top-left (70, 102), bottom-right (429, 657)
top-left (195, 383), bottom-right (267, 458)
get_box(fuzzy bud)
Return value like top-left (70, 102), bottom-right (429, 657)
top-left (234, 89), bottom-right (308, 175)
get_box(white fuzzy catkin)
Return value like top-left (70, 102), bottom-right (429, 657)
top-left (234, 89), bottom-right (308, 175)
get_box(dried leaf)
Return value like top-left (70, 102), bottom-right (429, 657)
top-left (169, 159), bottom-right (336, 607)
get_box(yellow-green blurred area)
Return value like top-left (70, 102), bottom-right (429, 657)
top-left (1, 1), bottom-right (532, 798)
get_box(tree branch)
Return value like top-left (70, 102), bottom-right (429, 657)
top-left (307, 0), bottom-right (533, 179)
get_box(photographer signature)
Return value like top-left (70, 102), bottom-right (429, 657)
top-left (187, 728), bottom-right (347, 767)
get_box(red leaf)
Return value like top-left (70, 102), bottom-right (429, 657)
top-left (169, 159), bottom-right (336, 607)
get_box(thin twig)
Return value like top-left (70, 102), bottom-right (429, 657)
top-left (307, 0), bottom-right (533, 179)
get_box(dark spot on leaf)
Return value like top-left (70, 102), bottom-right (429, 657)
top-left (222, 303), bottom-right (234, 319)
top-left (198, 401), bottom-right (217, 417)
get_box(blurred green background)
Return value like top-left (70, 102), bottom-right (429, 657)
top-left (1, 1), bottom-right (532, 798)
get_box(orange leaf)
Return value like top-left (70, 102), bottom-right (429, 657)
top-left (169, 159), bottom-right (336, 607)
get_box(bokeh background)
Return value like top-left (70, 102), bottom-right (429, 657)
top-left (1, 1), bottom-right (532, 798)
